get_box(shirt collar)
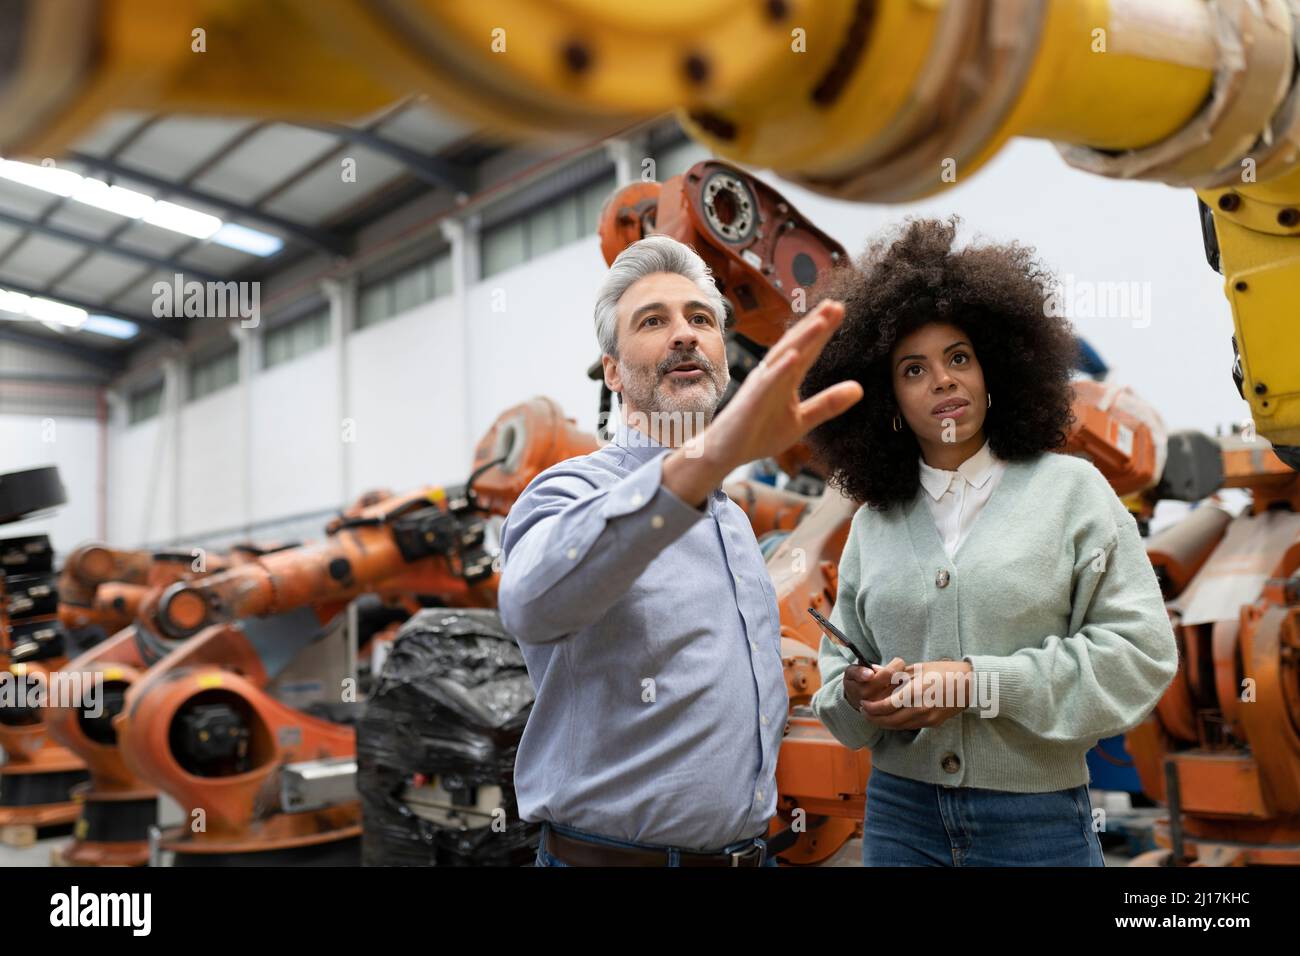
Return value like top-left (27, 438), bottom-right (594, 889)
top-left (612, 419), bottom-right (670, 464)
top-left (918, 439), bottom-right (998, 499)
top-left (611, 418), bottom-right (727, 500)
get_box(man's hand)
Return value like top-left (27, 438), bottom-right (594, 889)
top-left (860, 660), bottom-right (975, 731)
top-left (662, 300), bottom-right (863, 506)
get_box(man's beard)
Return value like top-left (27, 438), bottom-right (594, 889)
top-left (618, 348), bottom-right (730, 423)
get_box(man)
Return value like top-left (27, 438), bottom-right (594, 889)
top-left (498, 235), bottom-right (861, 866)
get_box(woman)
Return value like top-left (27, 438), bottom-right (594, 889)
top-left (801, 217), bottom-right (1178, 867)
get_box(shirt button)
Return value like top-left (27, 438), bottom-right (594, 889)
top-left (630, 492), bottom-right (644, 507)
top-left (650, 515), bottom-right (665, 529)
top-left (566, 548), bottom-right (578, 560)
top-left (750, 640), bottom-right (758, 652)
top-left (761, 714), bottom-right (770, 726)
top-left (941, 753), bottom-right (961, 774)
top-left (756, 789), bottom-right (764, 801)
top-left (936, 569), bottom-right (950, 588)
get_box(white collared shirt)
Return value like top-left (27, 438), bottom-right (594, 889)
top-left (917, 440), bottom-right (1008, 560)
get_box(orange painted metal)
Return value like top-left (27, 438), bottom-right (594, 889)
top-left (0, 657), bottom-right (85, 829)
top-left (1065, 380), bottom-right (1161, 498)
top-left (115, 622), bottom-right (358, 856)
top-left (44, 627), bottom-right (154, 865)
top-left (1128, 456), bottom-right (1300, 864)
top-left (723, 480), bottom-right (815, 540)
top-left (87, 397), bottom-right (596, 862)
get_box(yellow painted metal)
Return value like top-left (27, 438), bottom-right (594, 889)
top-left (675, 0), bottom-right (1216, 197)
top-left (911, 0), bottom-right (1216, 204)
top-left (294, 0), bottom-right (837, 139)
top-left (5, 0), bottom-right (398, 160)
top-left (677, 0), bottom-right (943, 178)
top-left (1013, 0), bottom-right (1215, 149)
top-left (1196, 195), bottom-right (1300, 448)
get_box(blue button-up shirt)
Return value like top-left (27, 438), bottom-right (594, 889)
top-left (497, 422), bottom-right (787, 851)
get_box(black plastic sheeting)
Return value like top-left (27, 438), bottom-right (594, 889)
top-left (358, 607), bottom-right (538, 866)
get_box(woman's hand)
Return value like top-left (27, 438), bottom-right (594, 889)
top-left (842, 657), bottom-right (907, 710)
top-left (860, 660), bottom-right (975, 730)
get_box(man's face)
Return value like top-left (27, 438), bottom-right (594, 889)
top-left (602, 271), bottom-right (730, 423)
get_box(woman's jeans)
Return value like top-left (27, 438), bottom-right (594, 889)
top-left (862, 767), bottom-right (1105, 867)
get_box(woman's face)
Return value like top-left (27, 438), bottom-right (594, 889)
top-left (890, 321), bottom-right (987, 450)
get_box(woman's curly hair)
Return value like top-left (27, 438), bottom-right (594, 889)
top-left (799, 216), bottom-right (1078, 509)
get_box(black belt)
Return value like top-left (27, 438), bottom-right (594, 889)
top-left (543, 827), bottom-right (766, 867)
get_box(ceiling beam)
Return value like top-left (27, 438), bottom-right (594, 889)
top-left (67, 151), bottom-right (353, 257)
top-left (0, 324), bottom-right (126, 372)
top-left (297, 123), bottom-right (476, 193)
top-left (0, 369), bottom-right (112, 386)
top-left (0, 209), bottom-right (224, 285)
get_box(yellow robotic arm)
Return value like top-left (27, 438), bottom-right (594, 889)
top-left (3, 0), bottom-right (1298, 464)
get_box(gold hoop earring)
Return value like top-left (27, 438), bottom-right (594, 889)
top-left (986, 393), bottom-right (992, 409)
top-left (892, 414), bottom-right (902, 432)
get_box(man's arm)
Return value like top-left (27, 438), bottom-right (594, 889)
top-left (501, 297), bottom-right (863, 644)
top-left (497, 455), bottom-right (708, 644)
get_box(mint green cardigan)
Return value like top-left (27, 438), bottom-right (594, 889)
top-left (812, 450), bottom-right (1179, 792)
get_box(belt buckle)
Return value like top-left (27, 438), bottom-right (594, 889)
top-left (729, 842), bottom-right (764, 867)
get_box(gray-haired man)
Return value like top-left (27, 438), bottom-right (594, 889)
top-left (498, 235), bottom-right (861, 866)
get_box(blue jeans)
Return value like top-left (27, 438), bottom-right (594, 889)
top-left (862, 767), bottom-right (1105, 867)
top-left (533, 821), bottom-right (779, 867)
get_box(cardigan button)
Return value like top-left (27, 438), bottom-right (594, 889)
top-left (935, 569), bottom-right (950, 588)
top-left (941, 753), bottom-right (961, 774)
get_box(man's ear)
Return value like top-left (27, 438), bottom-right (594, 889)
top-left (601, 354), bottom-right (622, 394)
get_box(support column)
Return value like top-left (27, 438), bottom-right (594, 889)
top-left (323, 276), bottom-right (357, 505)
top-left (161, 352), bottom-right (184, 544)
top-left (606, 135), bottom-right (647, 185)
top-left (232, 324), bottom-right (260, 539)
top-left (439, 214), bottom-right (480, 455)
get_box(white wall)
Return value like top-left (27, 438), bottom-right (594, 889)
top-left (107, 414), bottom-right (173, 547)
top-left (249, 347), bottom-right (338, 523)
top-left (1, 415), bottom-right (102, 558)
top-left (465, 237), bottom-right (609, 442)
top-left (103, 136), bottom-right (1255, 549)
top-left (346, 294), bottom-right (469, 496)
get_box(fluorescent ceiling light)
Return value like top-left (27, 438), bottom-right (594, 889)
top-left (27, 296), bottom-right (87, 327)
top-left (0, 157), bottom-right (283, 256)
top-left (82, 314), bottom-right (139, 339)
top-left (212, 222), bottom-right (283, 257)
top-left (72, 178), bottom-right (154, 218)
top-left (143, 200), bottom-right (221, 239)
top-left (0, 289), bottom-right (32, 316)
top-left (0, 285), bottom-right (96, 332)
top-left (0, 159), bottom-right (80, 196)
